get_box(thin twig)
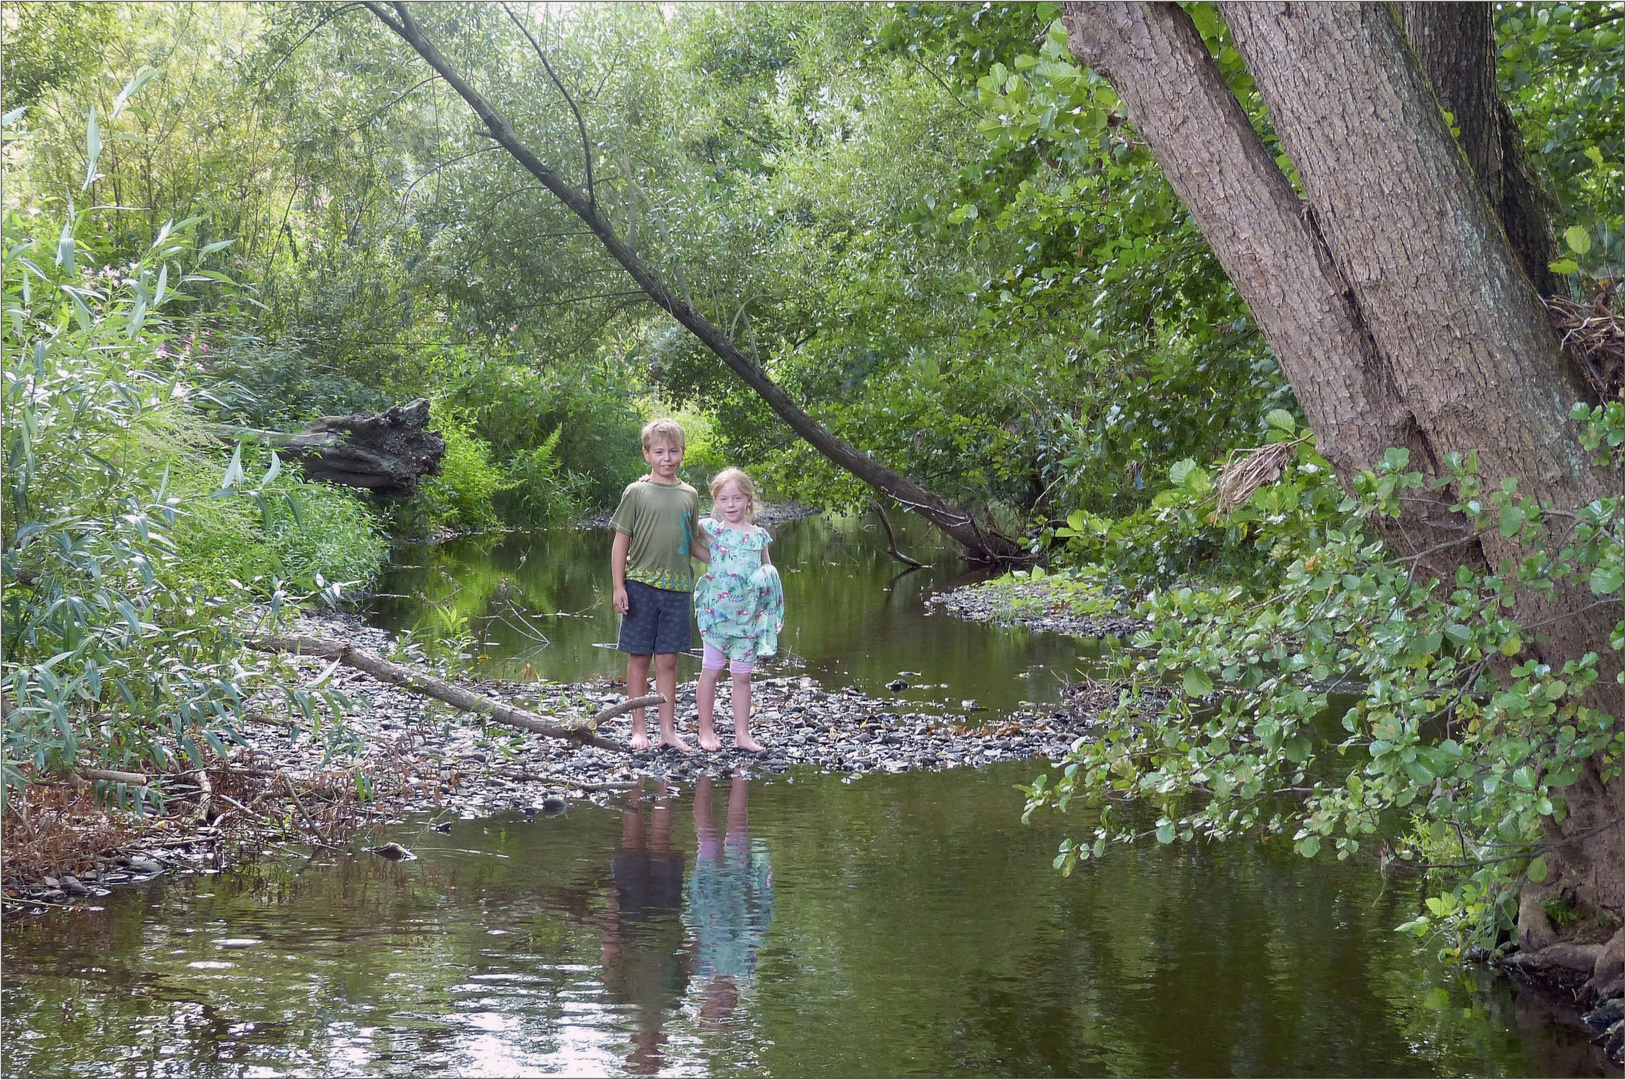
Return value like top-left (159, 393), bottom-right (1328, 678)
top-left (502, 1), bottom-right (595, 213)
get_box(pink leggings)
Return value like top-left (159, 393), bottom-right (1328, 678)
top-left (701, 641), bottom-right (754, 675)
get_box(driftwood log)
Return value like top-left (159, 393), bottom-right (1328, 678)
top-left (246, 633), bottom-right (651, 752)
top-left (213, 399), bottom-right (445, 497)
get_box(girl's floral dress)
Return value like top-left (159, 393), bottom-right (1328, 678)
top-left (694, 519), bottom-right (784, 662)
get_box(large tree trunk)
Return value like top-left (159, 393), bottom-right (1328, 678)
top-left (361, 2), bottom-right (1023, 563)
top-left (213, 399), bottom-right (445, 498)
top-left (1214, 1), bottom-right (1613, 687)
top-left (1397, 2), bottom-right (1605, 404)
top-left (1063, 0), bottom-right (1620, 964)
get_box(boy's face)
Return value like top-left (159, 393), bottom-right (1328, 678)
top-left (642, 439), bottom-right (684, 483)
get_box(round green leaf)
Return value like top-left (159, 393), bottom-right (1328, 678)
top-left (1564, 225), bottom-right (1593, 255)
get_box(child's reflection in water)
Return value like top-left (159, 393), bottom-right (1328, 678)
top-left (686, 773), bottom-right (774, 1030)
top-left (598, 776), bottom-right (775, 1072)
top-left (601, 782), bottom-right (689, 1075)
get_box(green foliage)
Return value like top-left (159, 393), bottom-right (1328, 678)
top-left (193, 336), bottom-right (393, 429)
top-left (1, 149), bottom-right (380, 795)
top-left (496, 427), bottom-right (589, 527)
top-left (402, 404), bottom-right (504, 535)
top-left (1024, 409), bottom-right (1624, 956)
top-left (165, 458), bottom-right (387, 597)
top-left (0, 3), bottom-right (119, 113)
top-left (1497, 1), bottom-right (1625, 283)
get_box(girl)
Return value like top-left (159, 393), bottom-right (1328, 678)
top-left (693, 468), bottom-right (783, 753)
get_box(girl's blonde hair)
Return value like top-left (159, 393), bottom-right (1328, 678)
top-left (709, 467), bottom-right (758, 519)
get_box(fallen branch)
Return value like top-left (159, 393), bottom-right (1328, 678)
top-left (244, 633), bottom-right (650, 752)
top-left (67, 768), bottom-right (149, 787)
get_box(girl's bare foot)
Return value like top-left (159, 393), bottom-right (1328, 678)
top-left (698, 733), bottom-right (722, 752)
top-left (629, 730), bottom-right (651, 751)
top-left (659, 735), bottom-right (696, 754)
top-left (735, 735), bottom-right (765, 753)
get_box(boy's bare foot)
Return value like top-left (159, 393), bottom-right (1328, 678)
top-left (698, 734), bottom-right (723, 752)
top-left (735, 735), bottom-right (765, 753)
top-left (658, 735), bottom-right (696, 754)
top-left (629, 731), bottom-right (651, 751)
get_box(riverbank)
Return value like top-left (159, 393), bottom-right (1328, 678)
top-left (1, 610), bottom-right (1163, 913)
top-left (927, 573), bottom-right (1143, 638)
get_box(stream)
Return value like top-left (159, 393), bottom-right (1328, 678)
top-left (1, 516), bottom-right (1611, 1076)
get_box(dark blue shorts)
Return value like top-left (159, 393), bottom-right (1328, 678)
top-left (618, 580), bottom-right (693, 656)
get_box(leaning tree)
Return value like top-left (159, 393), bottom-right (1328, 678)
top-left (356, 1), bottom-right (1024, 563)
top-left (1061, 1), bottom-right (1620, 977)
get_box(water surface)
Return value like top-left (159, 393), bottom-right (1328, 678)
top-left (2, 764), bottom-right (1606, 1077)
top-left (368, 515), bottom-right (1103, 710)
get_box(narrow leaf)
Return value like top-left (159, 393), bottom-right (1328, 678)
top-left (111, 66), bottom-right (159, 119)
top-left (82, 108), bottom-right (101, 190)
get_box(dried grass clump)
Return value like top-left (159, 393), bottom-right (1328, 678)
top-left (1546, 284), bottom-right (1624, 401)
top-left (1216, 441), bottom-right (1296, 512)
top-left (1, 786), bottom-right (138, 886)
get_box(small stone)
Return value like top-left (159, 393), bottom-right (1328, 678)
top-left (62, 876), bottom-right (89, 896)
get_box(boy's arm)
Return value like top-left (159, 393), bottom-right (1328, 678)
top-left (611, 529), bottom-right (632, 613)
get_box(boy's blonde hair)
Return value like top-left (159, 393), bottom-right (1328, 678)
top-left (709, 467), bottom-right (759, 519)
top-left (641, 418), bottom-right (686, 450)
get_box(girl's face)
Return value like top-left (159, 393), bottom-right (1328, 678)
top-left (714, 481), bottom-right (751, 524)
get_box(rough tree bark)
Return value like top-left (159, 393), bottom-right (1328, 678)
top-left (212, 398), bottom-right (445, 497)
top-left (1397, 3), bottom-right (1565, 304)
top-left (360, 1), bottom-right (1023, 563)
top-left (1063, 1), bottom-right (1620, 971)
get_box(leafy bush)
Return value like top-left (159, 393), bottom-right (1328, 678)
top-left (163, 453), bottom-right (387, 597)
top-left (1, 118), bottom-right (384, 796)
top-left (391, 404), bottom-right (504, 535)
top-left (1024, 407), bottom-right (1624, 956)
top-left (495, 427), bottom-right (591, 527)
top-left (191, 335), bottom-right (393, 429)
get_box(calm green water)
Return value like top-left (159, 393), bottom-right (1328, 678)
top-left (2, 516), bottom-right (1609, 1076)
top-left (1, 765), bottom-right (1607, 1077)
top-left (368, 515), bottom-right (1105, 710)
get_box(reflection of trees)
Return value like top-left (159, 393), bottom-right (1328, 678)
top-left (745, 766), bottom-right (1552, 1078)
top-left (6, 770), bottom-right (1596, 1077)
top-left (0, 813), bottom-right (632, 1075)
top-left (375, 530), bottom-right (624, 679)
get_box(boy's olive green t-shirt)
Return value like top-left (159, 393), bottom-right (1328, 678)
top-left (610, 479), bottom-right (701, 592)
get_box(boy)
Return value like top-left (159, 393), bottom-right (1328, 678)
top-left (611, 419), bottom-right (708, 751)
